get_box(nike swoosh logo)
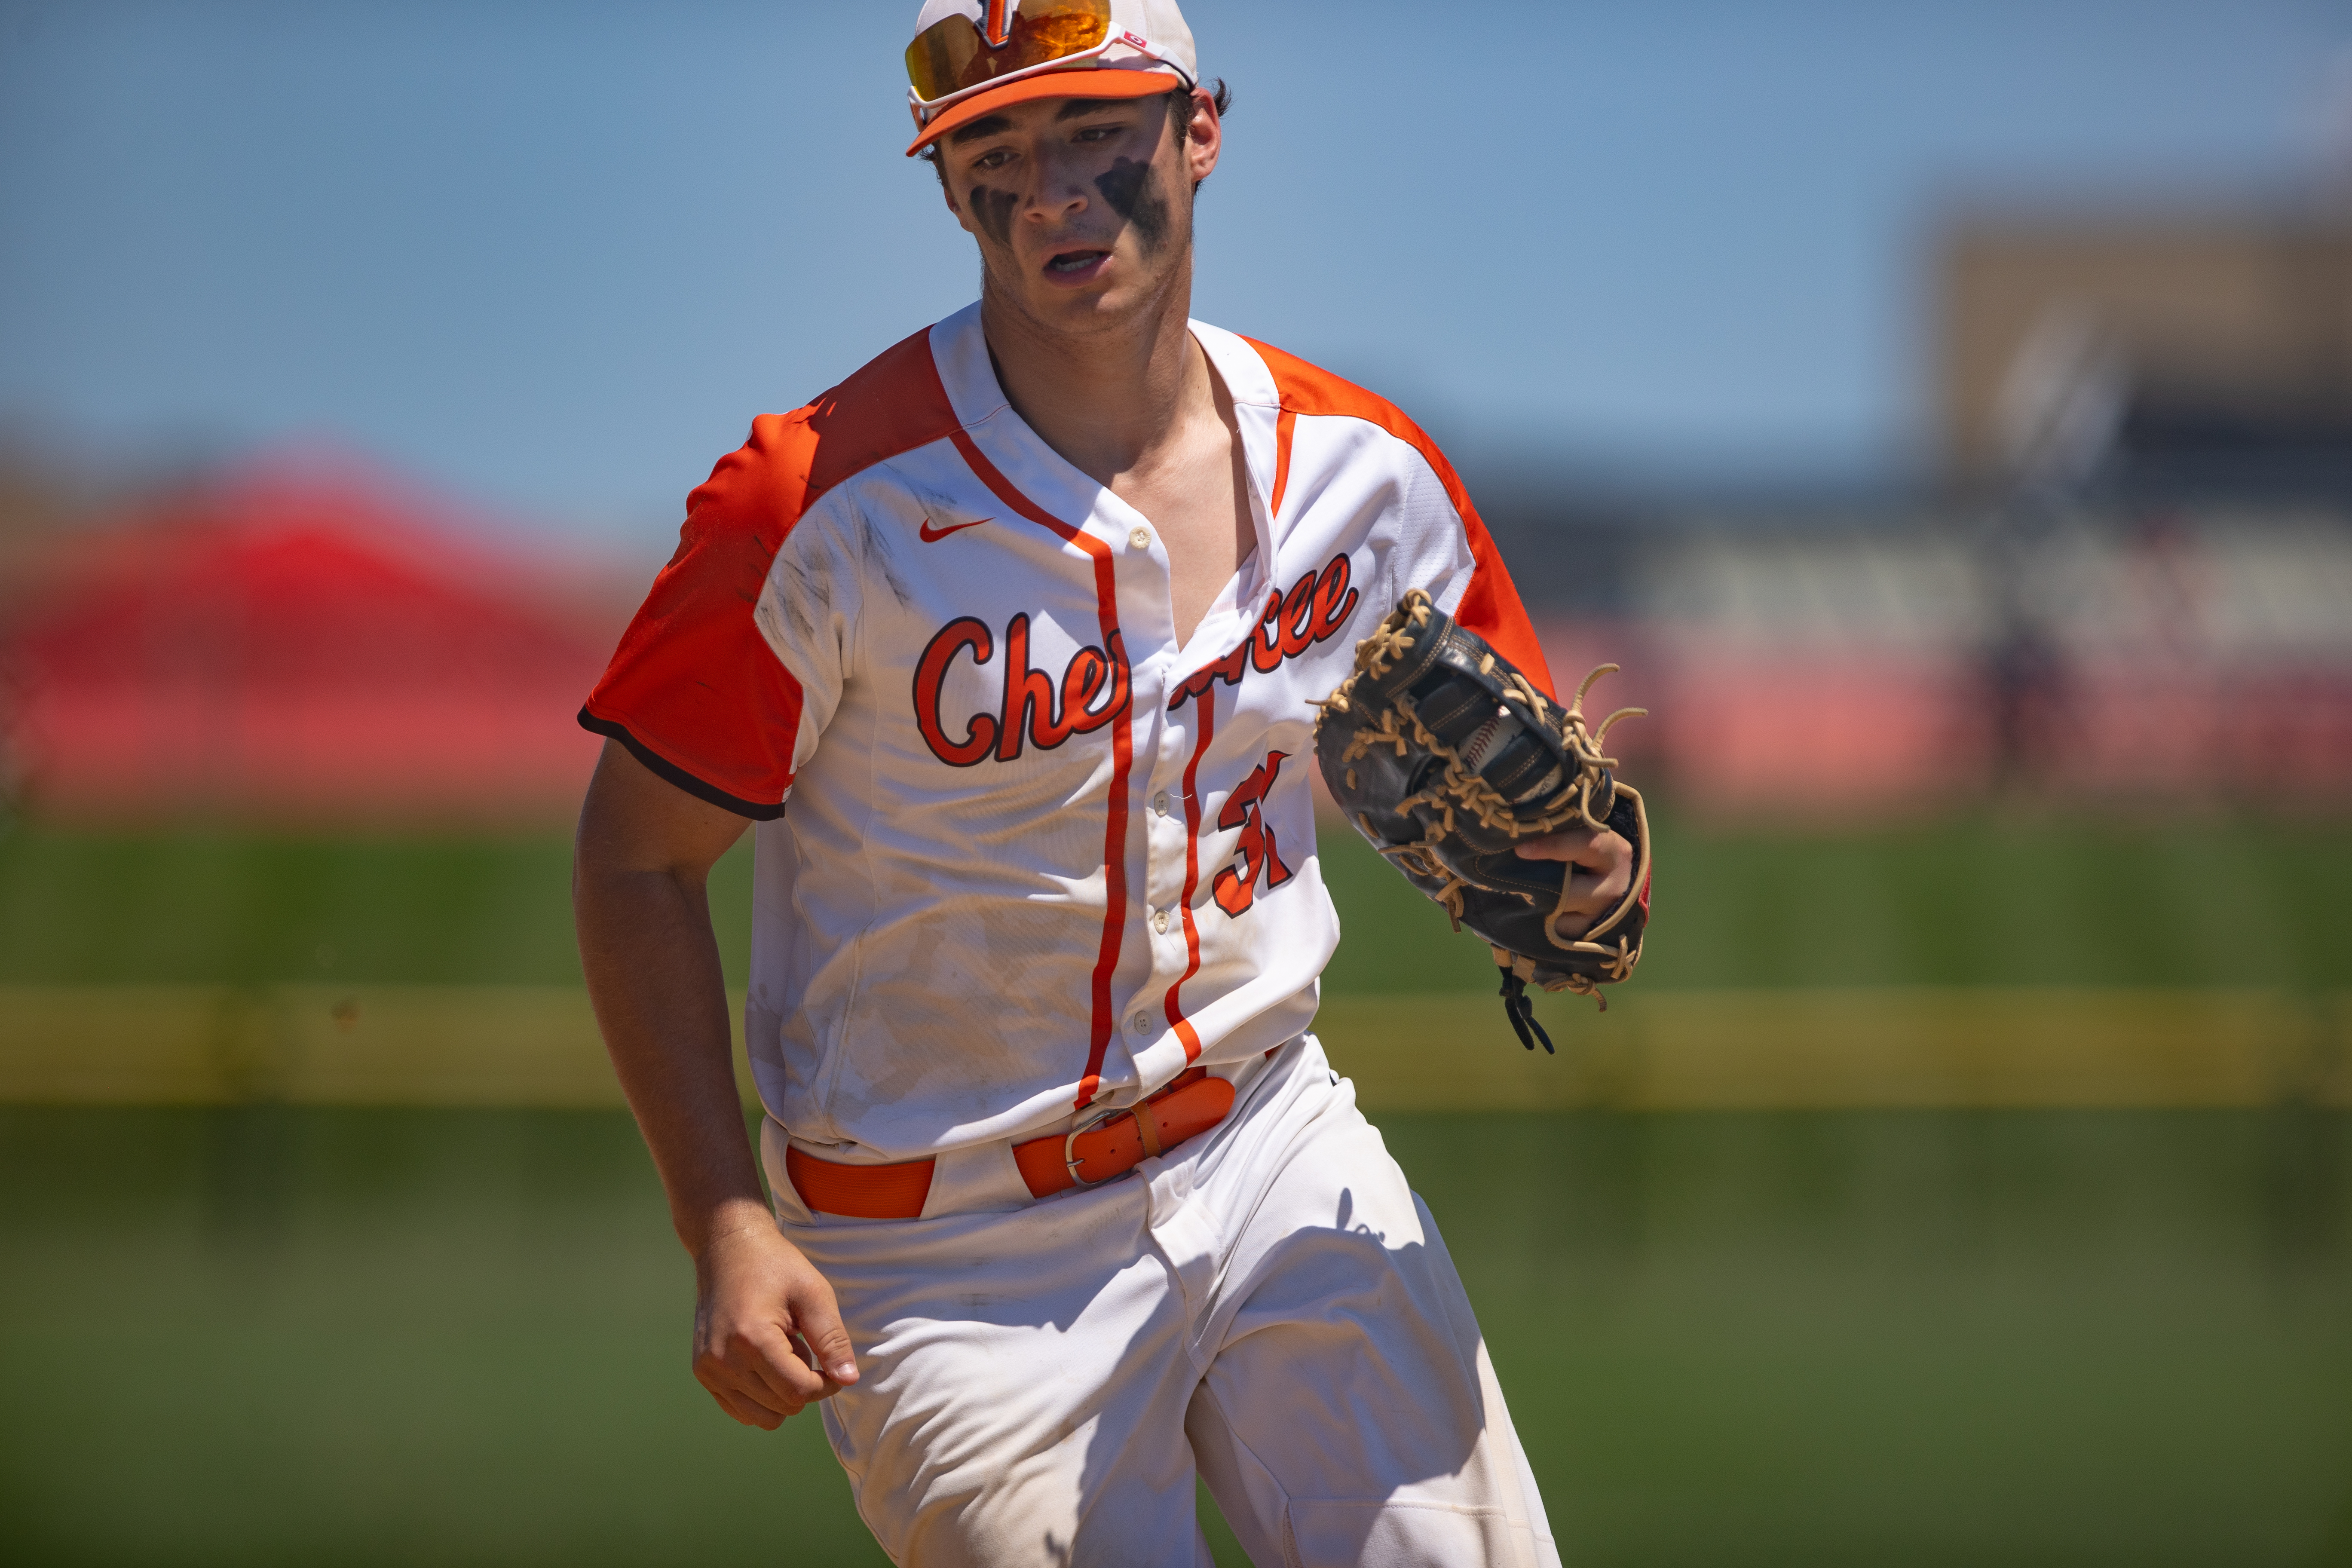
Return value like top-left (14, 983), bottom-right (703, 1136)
top-left (919, 515), bottom-right (990, 542)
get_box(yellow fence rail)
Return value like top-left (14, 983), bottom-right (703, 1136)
top-left (3, 984), bottom-right (2347, 1111)
top-left (1319, 989), bottom-right (2352, 1111)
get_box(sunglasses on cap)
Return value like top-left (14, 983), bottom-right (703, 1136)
top-left (906, 0), bottom-right (1177, 110)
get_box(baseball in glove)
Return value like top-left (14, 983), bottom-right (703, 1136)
top-left (1312, 589), bottom-right (1652, 1053)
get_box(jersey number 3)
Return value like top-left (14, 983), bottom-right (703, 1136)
top-left (1212, 750), bottom-right (1295, 918)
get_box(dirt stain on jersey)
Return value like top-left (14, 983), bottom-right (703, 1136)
top-left (772, 547), bottom-right (832, 648)
top-left (856, 507), bottom-right (914, 609)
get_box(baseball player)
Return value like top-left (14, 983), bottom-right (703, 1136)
top-left (572, 2), bottom-right (1634, 1562)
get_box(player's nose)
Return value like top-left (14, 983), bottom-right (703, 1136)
top-left (1026, 145), bottom-right (1092, 219)
top-left (1027, 189), bottom-right (1087, 225)
top-left (1029, 178), bottom-right (1088, 227)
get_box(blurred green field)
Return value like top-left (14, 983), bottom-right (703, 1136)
top-left (3, 808), bottom-right (2349, 992)
top-left (4, 811), bottom-right (2350, 1564)
top-left (3, 1104), bottom-right (2347, 1566)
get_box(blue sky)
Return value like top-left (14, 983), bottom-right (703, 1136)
top-left (0, 0), bottom-right (2343, 539)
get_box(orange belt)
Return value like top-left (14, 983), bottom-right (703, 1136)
top-left (784, 1068), bottom-right (1237, 1221)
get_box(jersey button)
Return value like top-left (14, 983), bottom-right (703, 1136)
top-left (1130, 1011), bottom-right (1152, 1036)
top-left (1153, 791), bottom-right (1172, 816)
top-left (1129, 527), bottom-right (1152, 550)
top-left (1152, 908), bottom-right (1170, 934)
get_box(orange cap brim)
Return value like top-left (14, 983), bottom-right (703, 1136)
top-left (906, 67), bottom-right (1184, 157)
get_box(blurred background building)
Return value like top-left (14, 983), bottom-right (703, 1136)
top-left (1941, 200), bottom-right (2352, 498)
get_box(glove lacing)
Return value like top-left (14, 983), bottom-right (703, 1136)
top-left (1497, 966), bottom-right (1556, 1054)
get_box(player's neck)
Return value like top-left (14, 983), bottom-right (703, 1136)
top-left (978, 260), bottom-right (1213, 490)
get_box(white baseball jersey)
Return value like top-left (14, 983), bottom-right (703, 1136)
top-left (582, 301), bottom-right (1551, 1161)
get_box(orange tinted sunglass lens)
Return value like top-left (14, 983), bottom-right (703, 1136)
top-left (905, 0), bottom-right (1112, 103)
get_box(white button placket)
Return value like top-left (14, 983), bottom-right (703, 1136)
top-left (1138, 543), bottom-right (1261, 1057)
top-left (1121, 513), bottom-right (1185, 1050)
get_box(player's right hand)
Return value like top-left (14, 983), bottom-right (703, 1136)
top-left (1516, 824), bottom-right (1634, 940)
top-left (692, 1217), bottom-right (859, 1428)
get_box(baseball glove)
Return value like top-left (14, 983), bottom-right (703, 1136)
top-left (1312, 590), bottom-right (1652, 1053)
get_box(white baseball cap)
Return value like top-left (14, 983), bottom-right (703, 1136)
top-left (903, 0), bottom-right (1198, 157)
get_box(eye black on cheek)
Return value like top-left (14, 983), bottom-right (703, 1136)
top-left (1094, 157), bottom-right (1170, 256)
top-left (968, 185), bottom-right (1018, 247)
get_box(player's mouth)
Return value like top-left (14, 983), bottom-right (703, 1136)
top-left (1041, 248), bottom-right (1112, 284)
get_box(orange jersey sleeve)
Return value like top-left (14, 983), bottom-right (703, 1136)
top-left (580, 328), bottom-right (965, 815)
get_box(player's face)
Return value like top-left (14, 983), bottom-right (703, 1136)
top-left (937, 90), bottom-right (1220, 332)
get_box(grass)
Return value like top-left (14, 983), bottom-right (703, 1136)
top-left (0, 1106), bottom-right (883, 1568)
top-left (2, 1105), bottom-right (2347, 1566)
top-left (5, 808), bottom-right (2350, 1561)
top-left (1320, 807), bottom-right (2352, 995)
top-left (3, 806), bottom-right (2349, 993)
top-left (0, 830), bottom-right (597, 987)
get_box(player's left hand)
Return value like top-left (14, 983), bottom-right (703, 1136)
top-left (1516, 825), bottom-right (1634, 940)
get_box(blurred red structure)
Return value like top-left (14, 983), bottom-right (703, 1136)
top-left (1536, 632), bottom-right (1985, 812)
top-left (0, 462), bottom-right (625, 824)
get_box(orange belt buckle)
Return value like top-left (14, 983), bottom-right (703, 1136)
top-left (1012, 1069), bottom-right (1234, 1200)
top-left (1063, 1101), bottom-right (1151, 1189)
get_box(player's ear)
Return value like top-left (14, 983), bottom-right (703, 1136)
top-left (1181, 88), bottom-right (1220, 187)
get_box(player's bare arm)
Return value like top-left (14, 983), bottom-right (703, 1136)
top-left (573, 738), bottom-right (858, 1428)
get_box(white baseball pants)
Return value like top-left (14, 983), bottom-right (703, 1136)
top-left (763, 1035), bottom-right (1561, 1567)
